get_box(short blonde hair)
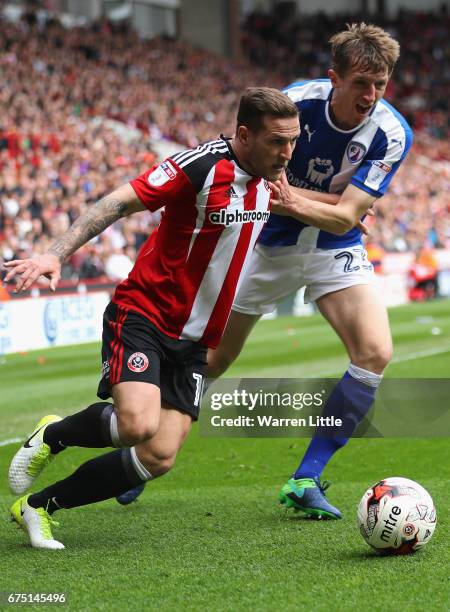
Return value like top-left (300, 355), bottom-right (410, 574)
top-left (330, 23), bottom-right (400, 76)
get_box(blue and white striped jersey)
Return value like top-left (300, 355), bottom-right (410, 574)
top-left (258, 79), bottom-right (413, 249)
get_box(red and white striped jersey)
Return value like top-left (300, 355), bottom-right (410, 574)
top-left (113, 137), bottom-right (272, 348)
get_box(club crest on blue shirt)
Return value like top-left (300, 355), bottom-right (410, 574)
top-left (346, 141), bottom-right (367, 164)
top-left (306, 158), bottom-right (334, 187)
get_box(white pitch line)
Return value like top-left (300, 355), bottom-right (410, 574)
top-left (2, 348), bottom-right (449, 445)
top-left (391, 345), bottom-right (450, 364)
top-left (283, 344), bottom-right (450, 379)
top-left (0, 437), bottom-right (22, 447)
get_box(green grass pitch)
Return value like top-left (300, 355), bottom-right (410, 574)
top-left (0, 299), bottom-right (449, 610)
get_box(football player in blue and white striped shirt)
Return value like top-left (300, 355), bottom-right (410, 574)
top-left (208, 23), bottom-right (413, 519)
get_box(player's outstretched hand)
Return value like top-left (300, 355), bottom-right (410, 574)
top-left (3, 253), bottom-right (61, 292)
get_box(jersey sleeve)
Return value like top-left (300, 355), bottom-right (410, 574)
top-left (130, 159), bottom-right (196, 211)
top-left (350, 124), bottom-right (413, 198)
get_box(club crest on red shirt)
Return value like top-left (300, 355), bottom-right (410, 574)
top-left (127, 352), bottom-right (149, 373)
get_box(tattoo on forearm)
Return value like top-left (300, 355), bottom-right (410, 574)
top-left (48, 196), bottom-right (129, 262)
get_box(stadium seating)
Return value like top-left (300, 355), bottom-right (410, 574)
top-left (0, 10), bottom-right (448, 282)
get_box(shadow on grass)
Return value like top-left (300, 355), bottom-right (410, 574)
top-left (271, 508), bottom-right (339, 523)
top-left (341, 548), bottom-right (421, 561)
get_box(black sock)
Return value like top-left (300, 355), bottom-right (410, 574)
top-left (44, 402), bottom-right (117, 452)
top-left (28, 448), bottom-right (147, 513)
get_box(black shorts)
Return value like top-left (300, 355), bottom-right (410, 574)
top-left (97, 302), bottom-right (207, 420)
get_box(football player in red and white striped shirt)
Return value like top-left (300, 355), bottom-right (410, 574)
top-left (6, 88), bottom-right (301, 549)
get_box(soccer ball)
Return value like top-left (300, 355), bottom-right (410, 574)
top-left (357, 477), bottom-right (436, 555)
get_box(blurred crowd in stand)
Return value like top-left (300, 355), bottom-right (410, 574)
top-left (0, 7), bottom-right (449, 288)
top-left (242, 6), bottom-right (450, 141)
top-left (367, 132), bottom-right (449, 253)
top-left (243, 5), bottom-right (450, 265)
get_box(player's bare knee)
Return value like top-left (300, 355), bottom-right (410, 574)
top-left (378, 342), bottom-right (393, 370)
top-left (353, 342), bottom-right (392, 374)
top-left (118, 413), bottom-right (160, 445)
top-left (373, 340), bottom-right (393, 371)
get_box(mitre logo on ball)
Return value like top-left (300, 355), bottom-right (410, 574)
top-left (357, 477), bottom-right (437, 555)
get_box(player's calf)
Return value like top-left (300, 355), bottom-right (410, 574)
top-left (115, 450), bottom-right (176, 506)
top-left (116, 454), bottom-right (176, 506)
top-left (116, 412), bottom-right (187, 506)
top-left (135, 445), bottom-right (177, 477)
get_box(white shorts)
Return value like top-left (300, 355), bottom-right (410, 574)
top-left (233, 243), bottom-right (375, 315)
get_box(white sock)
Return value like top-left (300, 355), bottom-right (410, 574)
top-left (347, 363), bottom-right (383, 388)
top-left (130, 447), bottom-right (153, 481)
top-left (110, 411), bottom-right (123, 448)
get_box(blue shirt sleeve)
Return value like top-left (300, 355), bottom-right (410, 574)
top-left (351, 124), bottom-right (413, 198)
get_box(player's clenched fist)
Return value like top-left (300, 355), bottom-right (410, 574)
top-left (3, 253), bottom-right (61, 292)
